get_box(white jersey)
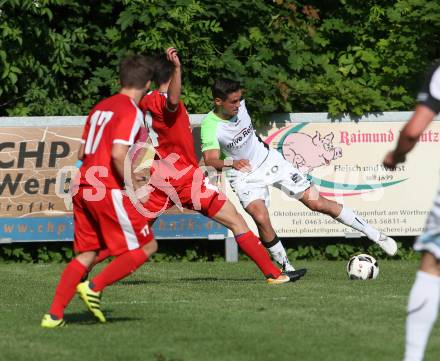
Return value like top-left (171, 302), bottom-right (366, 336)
top-left (413, 63), bottom-right (440, 258)
top-left (201, 100), bottom-right (310, 208)
top-left (417, 63), bottom-right (440, 114)
top-left (200, 100), bottom-right (269, 171)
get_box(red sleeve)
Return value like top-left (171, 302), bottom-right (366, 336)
top-left (141, 91), bottom-right (180, 127)
top-left (163, 100), bottom-right (181, 127)
top-left (139, 94), bottom-right (149, 113)
top-left (80, 114), bottom-right (92, 145)
top-left (112, 105), bottom-right (142, 146)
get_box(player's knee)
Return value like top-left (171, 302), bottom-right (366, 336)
top-left (76, 251), bottom-right (97, 268)
top-left (150, 239), bottom-right (158, 254)
top-left (229, 212), bottom-right (248, 234)
top-left (307, 199), bottom-right (325, 213)
top-left (252, 211), bottom-right (270, 228)
top-left (233, 211), bottom-right (246, 226)
top-left (142, 239), bottom-right (158, 256)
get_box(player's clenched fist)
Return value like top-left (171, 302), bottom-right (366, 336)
top-left (166, 47), bottom-right (180, 67)
top-left (382, 151), bottom-right (405, 170)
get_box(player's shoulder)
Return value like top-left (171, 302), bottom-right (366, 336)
top-left (238, 98), bottom-right (251, 117)
top-left (201, 110), bottom-right (220, 127)
top-left (237, 98), bottom-right (252, 123)
top-left (417, 62), bottom-right (440, 113)
top-left (87, 94), bottom-right (127, 119)
top-left (139, 91), bottom-right (152, 112)
top-left (140, 89), bottom-right (158, 103)
top-left (238, 98), bottom-right (249, 112)
top-left (140, 90), bottom-right (165, 112)
top-left (95, 93), bottom-right (136, 112)
top-left (428, 62), bottom-right (440, 92)
top-left (419, 62), bottom-right (440, 101)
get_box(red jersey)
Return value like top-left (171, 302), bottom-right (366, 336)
top-left (139, 90), bottom-right (199, 173)
top-left (80, 93), bottom-right (143, 189)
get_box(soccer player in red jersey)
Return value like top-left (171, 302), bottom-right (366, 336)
top-left (41, 54), bottom-right (157, 328)
top-left (135, 48), bottom-right (305, 284)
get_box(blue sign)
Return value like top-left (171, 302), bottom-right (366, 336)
top-left (0, 214), bottom-right (227, 243)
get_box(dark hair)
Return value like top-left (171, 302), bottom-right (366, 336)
top-left (119, 54), bottom-right (154, 89)
top-left (212, 78), bottom-right (241, 100)
top-left (152, 53), bottom-right (174, 86)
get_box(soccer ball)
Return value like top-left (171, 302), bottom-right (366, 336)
top-left (346, 254), bottom-right (379, 280)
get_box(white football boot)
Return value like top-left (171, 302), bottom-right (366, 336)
top-left (374, 233), bottom-right (398, 256)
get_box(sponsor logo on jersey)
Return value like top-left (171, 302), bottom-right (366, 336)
top-left (291, 173), bottom-right (301, 183)
top-left (227, 124), bottom-right (253, 149)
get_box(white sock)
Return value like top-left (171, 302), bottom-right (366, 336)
top-left (335, 206), bottom-right (380, 241)
top-left (267, 241), bottom-right (295, 271)
top-left (404, 271), bottom-right (440, 361)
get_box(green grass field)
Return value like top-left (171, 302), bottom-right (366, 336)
top-left (1, 260), bottom-right (439, 361)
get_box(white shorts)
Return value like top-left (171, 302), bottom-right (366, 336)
top-left (227, 149), bottom-right (311, 208)
top-left (414, 187), bottom-right (440, 259)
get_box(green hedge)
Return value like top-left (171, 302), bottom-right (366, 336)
top-left (2, 0), bottom-right (440, 124)
top-left (0, 241), bottom-right (420, 263)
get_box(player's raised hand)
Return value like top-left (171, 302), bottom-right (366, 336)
top-left (383, 151), bottom-right (405, 170)
top-left (166, 47), bottom-right (180, 67)
top-left (233, 159), bottom-right (252, 173)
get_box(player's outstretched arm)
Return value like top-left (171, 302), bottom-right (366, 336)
top-left (383, 105), bottom-right (436, 169)
top-left (166, 47), bottom-right (181, 112)
top-left (203, 149), bottom-right (227, 171)
top-left (203, 149), bottom-right (251, 172)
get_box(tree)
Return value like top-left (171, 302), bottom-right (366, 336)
top-left (1, 0), bottom-right (439, 123)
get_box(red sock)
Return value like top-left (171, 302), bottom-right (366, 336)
top-left (48, 258), bottom-right (88, 319)
top-left (235, 231), bottom-right (281, 279)
top-left (91, 248), bottom-right (148, 292)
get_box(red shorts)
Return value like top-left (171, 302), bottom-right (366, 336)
top-left (141, 166), bottom-right (227, 221)
top-left (73, 187), bottom-right (154, 255)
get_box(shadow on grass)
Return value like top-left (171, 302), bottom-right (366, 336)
top-left (65, 311), bottom-right (142, 324)
top-left (119, 279), bottom-right (161, 285)
top-left (117, 277), bottom-right (259, 286)
top-left (178, 277), bottom-right (258, 282)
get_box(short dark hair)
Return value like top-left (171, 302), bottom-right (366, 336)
top-left (152, 53), bottom-right (174, 86)
top-left (119, 54), bottom-right (153, 89)
top-left (212, 78), bottom-right (241, 100)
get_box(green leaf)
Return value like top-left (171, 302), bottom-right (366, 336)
top-left (8, 72), bottom-right (17, 84)
top-left (325, 245), bottom-right (340, 259)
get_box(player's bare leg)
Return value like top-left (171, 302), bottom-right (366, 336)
top-left (245, 199), bottom-right (296, 272)
top-left (213, 200), bottom-right (282, 279)
top-left (403, 252), bottom-right (440, 361)
top-left (79, 236), bottom-right (157, 282)
top-left (211, 200), bottom-right (250, 235)
top-left (212, 200), bottom-right (305, 283)
top-left (299, 186), bottom-right (397, 256)
top-left (245, 200), bottom-right (276, 241)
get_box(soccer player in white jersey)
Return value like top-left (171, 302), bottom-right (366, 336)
top-left (201, 78), bottom-right (398, 272)
top-left (383, 63), bottom-right (440, 361)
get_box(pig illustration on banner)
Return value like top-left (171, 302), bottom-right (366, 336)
top-left (281, 131), bottom-right (342, 174)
